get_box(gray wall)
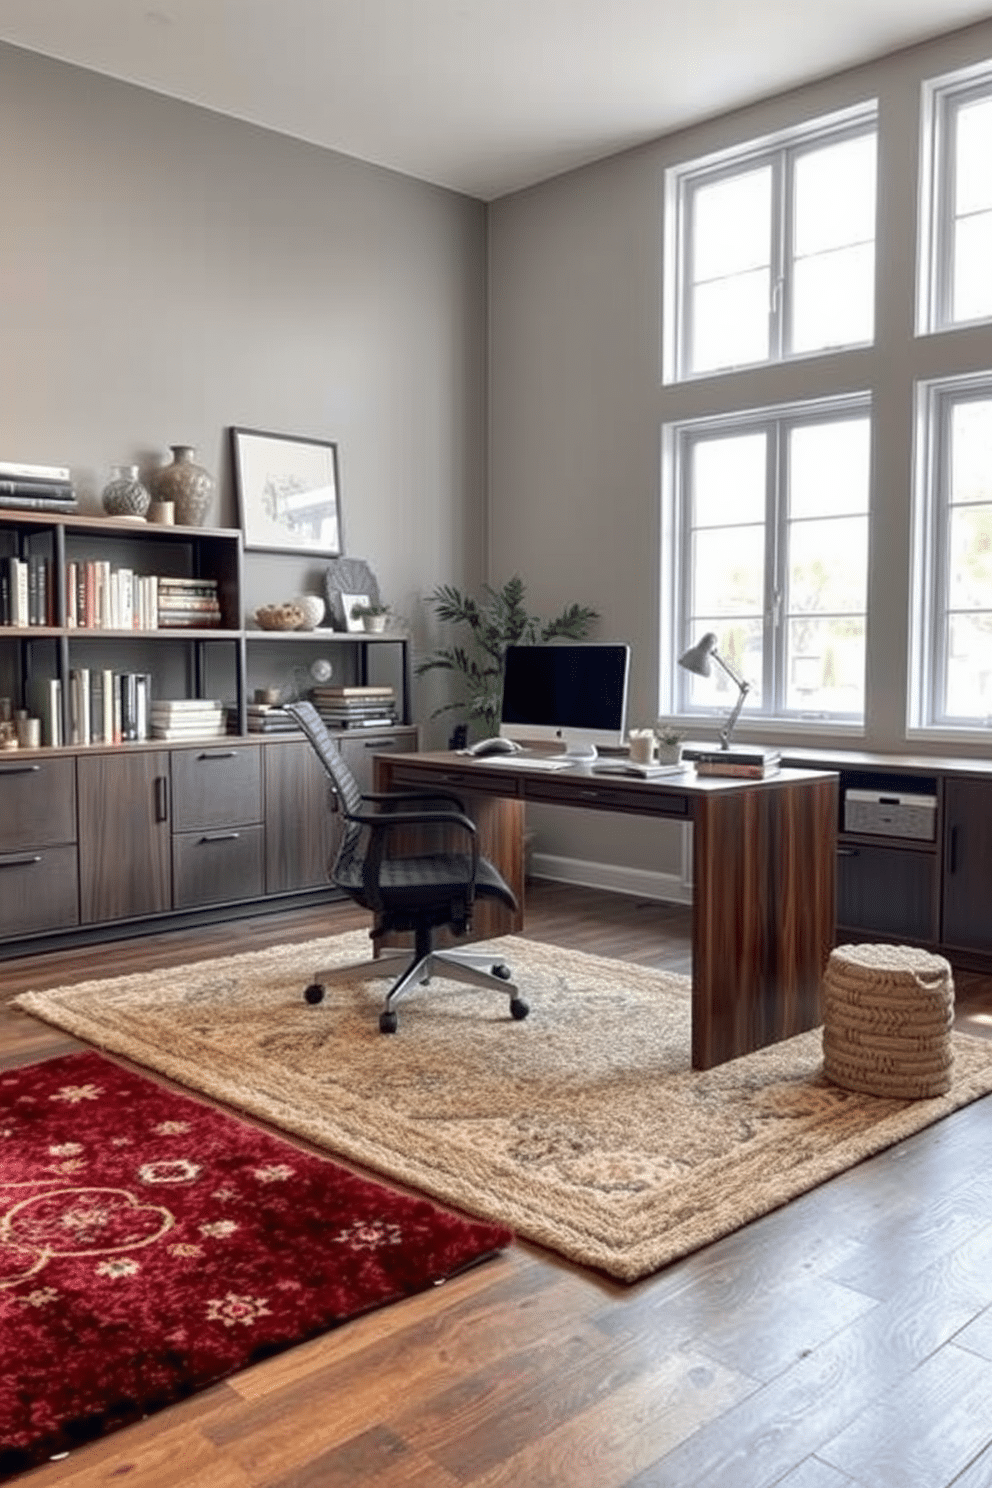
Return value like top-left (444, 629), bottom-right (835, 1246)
top-left (0, 41), bottom-right (487, 739)
top-left (488, 17), bottom-right (992, 879)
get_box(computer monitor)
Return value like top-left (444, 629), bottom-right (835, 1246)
top-left (499, 643), bottom-right (631, 756)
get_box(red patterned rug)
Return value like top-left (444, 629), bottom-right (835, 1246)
top-left (0, 1050), bottom-right (511, 1480)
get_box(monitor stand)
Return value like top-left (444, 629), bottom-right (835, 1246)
top-left (562, 741), bottom-right (598, 761)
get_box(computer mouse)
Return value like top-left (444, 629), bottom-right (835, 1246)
top-left (463, 736), bottom-right (522, 756)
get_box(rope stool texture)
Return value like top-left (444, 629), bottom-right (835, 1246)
top-left (822, 943), bottom-right (954, 1099)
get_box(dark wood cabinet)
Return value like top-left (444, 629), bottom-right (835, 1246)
top-left (942, 777), bottom-right (992, 954)
top-left (0, 756), bottom-right (79, 937)
top-left (264, 739), bottom-right (338, 894)
top-left (836, 841), bottom-right (938, 941)
top-left (77, 750), bottom-right (171, 923)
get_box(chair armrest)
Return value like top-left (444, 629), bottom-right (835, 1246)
top-left (365, 788), bottom-right (467, 813)
top-left (350, 808), bottom-right (476, 835)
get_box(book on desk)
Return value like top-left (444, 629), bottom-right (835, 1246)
top-left (687, 747), bottom-right (782, 780)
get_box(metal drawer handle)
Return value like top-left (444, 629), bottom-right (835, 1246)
top-left (837, 847), bottom-right (859, 857)
top-left (199, 831), bottom-right (241, 842)
top-left (197, 750), bottom-right (237, 760)
top-left (0, 853), bottom-right (42, 867)
top-left (0, 764), bottom-right (41, 776)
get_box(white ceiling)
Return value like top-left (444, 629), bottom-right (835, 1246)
top-left (2, 0), bottom-right (992, 199)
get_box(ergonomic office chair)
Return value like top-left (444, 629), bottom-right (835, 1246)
top-left (284, 700), bottom-right (529, 1033)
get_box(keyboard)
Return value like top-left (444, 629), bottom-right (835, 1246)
top-left (473, 754), bottom-right (574, 771)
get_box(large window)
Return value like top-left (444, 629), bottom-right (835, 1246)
top-left (666, 105), bottom-right (877, 381)
top-left (670, 400), bottom-right (871, 724)
top-left (920, 62), bottom-right (992, 332)
top-left (912, 375), bottom-right (992, 728)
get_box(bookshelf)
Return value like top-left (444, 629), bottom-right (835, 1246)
top-left (0, 507), bottom-right (417, 948)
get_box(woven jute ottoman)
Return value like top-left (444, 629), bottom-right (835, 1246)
top-left (822, 943), bottom-right (955, 1098)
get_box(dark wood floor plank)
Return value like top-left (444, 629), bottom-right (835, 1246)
top-left (817, 1341), bottom-right (992, 1488)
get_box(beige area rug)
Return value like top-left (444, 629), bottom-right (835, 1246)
top-left (16, 933), bottom-right (992, 1282)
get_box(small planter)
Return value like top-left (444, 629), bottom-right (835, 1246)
top-left (362, 614), bottom-right (388, 633)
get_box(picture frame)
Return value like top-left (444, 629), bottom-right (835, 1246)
top-left (231, 427), bottom-right (342, 556)
top-left (340, 592), bottom-right (370, 633)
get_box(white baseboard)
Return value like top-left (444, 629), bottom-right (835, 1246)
top-left (529, 851), bottom-right (692, 905)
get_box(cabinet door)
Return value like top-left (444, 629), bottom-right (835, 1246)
top-left (837, 843), bottom-right (937, 942)
top-left (77, 752), bottom-right (172, 922)
top-left (338, 728), bottom-right (418, 795)
top-left (264, 739), bottom-right (339, 894)
top-left (170, 745), bottom-right (262, 832)
top-left (943, 778), bottom-right (992, 951)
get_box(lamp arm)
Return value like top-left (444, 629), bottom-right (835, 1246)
top-left (711, 650), bottom-right (750, 750)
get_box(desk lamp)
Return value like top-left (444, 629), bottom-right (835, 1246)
top-left (678, 632), bottom-right (750, 750)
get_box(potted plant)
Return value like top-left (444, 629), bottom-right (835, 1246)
top-left (417, 575), bottom-right (599, 738)
top-left (654, 723), bottom-right (685, 765)
top-left (350, 600), bottom-right (391, 634)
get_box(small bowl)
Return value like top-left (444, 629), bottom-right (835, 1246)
top-left (254, 603), bottom-right (306, 632)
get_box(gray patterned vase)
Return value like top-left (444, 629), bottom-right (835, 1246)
top-left (148, 444), bottom-right (215, 527)
top-left (101, 464), bottom-right (151, 519)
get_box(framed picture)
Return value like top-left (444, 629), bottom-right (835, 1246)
top-left (231, 427), bottom-right (342, 555)
top-left (340, 592), bottom-right (370, 633)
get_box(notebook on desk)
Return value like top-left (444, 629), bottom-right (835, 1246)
top-left (591, 759), bottom-right (688, 780)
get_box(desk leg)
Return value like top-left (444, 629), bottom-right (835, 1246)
top-left (691, 776), bottom-right (836, 1070)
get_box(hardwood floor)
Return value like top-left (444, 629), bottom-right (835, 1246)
top-left (4, 882), bottom-right (992, 1488)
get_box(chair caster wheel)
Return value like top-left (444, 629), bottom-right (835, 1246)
top-left (304, 983), bottom-right (325, 1005)
top-left (492, 963), bottom-right (512, 980)
top-left (510, 997), bottom-right (530, 1021)
top-left (379, 1010), bottom-right (398, 1034)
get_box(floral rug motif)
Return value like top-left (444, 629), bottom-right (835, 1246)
top-left (0, 1050), bottom-right (510, 1480)
top-left (16, 932), bottom-right (992, 1284)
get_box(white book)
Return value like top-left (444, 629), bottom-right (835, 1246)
top-left (151, 697), bottom-right (224, 713)
top-left (102, 668), bottom-right (115, 745)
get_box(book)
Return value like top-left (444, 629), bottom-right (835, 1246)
top-left (151, 721), bottom-right (228, 741)
top-left (151, 698), bottom-right (224, 714)
top-left (0, 460), bottom-right (71, 483)
top-left (591, 759), bottom-right (688, 779)
top-left (695, 757), bottom-right (782, 779)
top-left (0, 491), bottom-right (79, 512)
top-left (312, 685), bottom-right (395, 698)
top-left (688, 748), bottom-right (781, 768)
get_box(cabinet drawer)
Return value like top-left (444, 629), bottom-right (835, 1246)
top-left (170, 745), bottom-right (262, 831)
top-left (0, 844), bottom-right (79, 936)
top-left (338, 729), bottom-right (418, 796)
top-left (0, 757), bottom-right (76, 850)
top-left (172, 824), bottom-right (264, 909)
top-left (837, 842), bottom-right (937, 942)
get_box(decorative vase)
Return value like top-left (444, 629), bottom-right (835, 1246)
top-left (101, 464), bottom-right (151, 520)
top-left (295, 595), bottom-right (326, 631)
top-left (147, 445), bottom-right (215, 527)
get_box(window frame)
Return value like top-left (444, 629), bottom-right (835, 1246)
top-left (663, 102), bottom-right (878, 385)
top-left (663, 393), bottom-right (873, 729)
top-left (918, 59), bottom-right (992, 336)
top-left (910, 371), bottom-right (992, 734)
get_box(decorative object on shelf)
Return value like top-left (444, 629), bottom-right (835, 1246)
top-left (280, 656), bottom-right (334, 703)
top-left (350, 599), bottom-right (390, 633)
top-left (341, 592), bottom-right (371, 633)
top-left (231, 427), bottom-right (342, 555)
top-left (100, 464), bottom-right (151, 520)
top-left (323, 557), bottom-right (380, 630)
top-left (653, 724), bottom-right (684, 765)
top-left (294, 594), bottom-right (326, 630)
top-left (417, 575), bottom-right (599, 737)
top-left (147, 499), bottom-right (175, 525)
top-left (147, 445), bottom-right (215, 527)
top-left (254, 602), bottom-right (306, 631)
top-left (678, 631), bottom-right (750, 750)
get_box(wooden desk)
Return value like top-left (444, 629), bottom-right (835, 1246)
top-left (376, 752), bottom-right (838, 1070)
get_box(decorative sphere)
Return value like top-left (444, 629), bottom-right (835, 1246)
top-left (295, 595), bottom-right (326, 631)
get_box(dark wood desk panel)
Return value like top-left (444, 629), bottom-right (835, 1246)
top-left (377, 753), bottom-right (837, 1069)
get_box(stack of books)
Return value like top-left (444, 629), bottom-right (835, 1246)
top-left (1, 554), bottom-right (52, 626)
top-left (156, 576), bottom-right (222, 629)
top-left (243, 702), bottom-right (302, 734)
top-left (66, 561), bottom-right (159, 630)
top-left (150, 698), bottom-right (227, 741)
top-left (68, 668), bottom-right (153, 744)
top-left (0, 460), bottom-right (77, 512)
top-left (691, 748), bottom-right (782, 779)
top-left (310, 684), bottom-right (397, 729)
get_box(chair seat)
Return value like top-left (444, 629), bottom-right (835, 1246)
top-left (336, 852), bottom-right (516, 914)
